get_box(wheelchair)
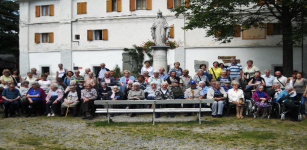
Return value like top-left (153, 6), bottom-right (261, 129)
top-left (275, 96), bottom-right (302, 121)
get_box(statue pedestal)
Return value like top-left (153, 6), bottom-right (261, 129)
top-left (151, 45), bottom-right (170, 71)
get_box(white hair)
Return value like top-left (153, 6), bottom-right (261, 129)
top-left (70, 80), bottom-right (76, 84)
top-left (150, 82), bottom-right (157, 85)
top-left (133, 82), bottom-right (140, 86)
top-left (161, 82), bottom-right (168, 86)
top-left (128, 81), bottom-right (134, 84)
top-left (199, 81), bottom-right (205, 85)
top-left (285, 85), bottom-right (293, 91)
top-left (51, 83), bottom-right (58, 88)
top-left (113, 86), bottom-right (118, 89)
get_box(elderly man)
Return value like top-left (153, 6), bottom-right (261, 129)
top-left (2, 83), bottom-right (20, 118)
top-left (198, 81), bottom-right (209, 99)
top-left (180, 69), bottom-right (192, 91)
top-left (274, 71), bottom-right (287, 89)
top-left (227, 58), bottom-right (243, 84)
top-left (81, 83), bottom-right (97, 120)
top-left (148, 70), bottom-right (163, 86)
top-left (96, 63), bottom-right (110, 83)
top-left (100, 71), bottom-right (116, 86)
top-left (25, 72), bottom-right (37, 87)
top-left (159, 67), bottom-right (168, 81)
top-left (31, 68), bottom-right (41, 80)
top-left (155, 82), bottom-right (174, 118)
top-left (166, 71), bottom-right (183, 85)
top-left (208, 81), bottom-right (227, 118)
top-left (262, 69), bottom-right (275, 93)
top-left (184, 80), bottom-right (204, 116)
top-left (83, 68), bottom-right (91, 79)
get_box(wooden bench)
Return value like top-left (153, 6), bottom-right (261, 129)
top-left (94, 99), bottom-right (214, 125)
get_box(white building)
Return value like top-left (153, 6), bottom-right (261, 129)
top-left (19, 0), bottom-right (307, 78)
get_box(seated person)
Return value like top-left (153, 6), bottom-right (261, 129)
top-left (76, 80), bottom-right (85, 100)
top-left (248, 71), bottom-right (266, 89)
top-left (155, 82), bottom-right (174, 118)
top-left (277, 85), bottom-right (300, 122)
top-left (127, 82), bottom-right (145, 117)
top-left (123, 81), bottom-right (134, 100)
top-left (143, 71), bottom-right (151, 82)
top-left (208, 81), bottom-right (227, 118)
top-left (184, 80), bottom-right (204, 116)
top-left (137, 75), bottom-right (148, 90)
top-left (252, 85), bottom-right (271, 119)
top-left (19, 81), bottom-right (30, 103)
top-left (198, 81), bottom-right (209, 100)
top-left (208, 79), bottom-right (215, 89)
top-left (166, 71), bottom-right (183, 85)
top-left (57, 78), bottom-right (66, 93)
top-left (228, 81), bottom-right (245, 119)
top-left (0, 69), bottom-right (13, 86)
top-left (193, 69), bottom-right (209, 85)
top-left (120, 70), bottom-right (135, 93)
top-left (222, 81), bottom-right (233, 93)
top-left (106, 86), bottom-right (123, 110)
top-left (64, 80), bottom-right (76, 93)
top-left (24, 72), bottom-right (37, 87)
top-left (61, 85), bottom-right (79, 117)
top-left (98, 82), bottom-right (112, 100)
top-left (144, 82), bottom-right (158, 108)
top-left (45, 83), bottom-right (64, 117)
top-left (216, 70), bottom-right (231, 86)
top-left (169, 80), bottom-right (184, 99)
top-left (23, 81), bottom-right (45, 117)
top-left (38, 74), bottom-right (51, 92)
top-left (100, 71), bottom-right (116, 86)
top-left (81, 83), bottom-right (98, 120)
top-left (148, 70), bottom-right (163, 87)
top-left (1, 83), bottom-right (20, 118)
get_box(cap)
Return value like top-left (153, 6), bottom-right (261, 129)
top-left (189, 80), bottom-right (196, 84)
top-left (172, 79), bottom-right (178, 83)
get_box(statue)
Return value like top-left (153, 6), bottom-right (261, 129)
top-left (151, 10), bottom-right (170, 46)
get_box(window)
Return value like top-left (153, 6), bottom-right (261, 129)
top-left (87, 29), bottom-right (108, 41)
top-left (112, 0), bottom-right (117, 11)
top-left (167, 0), bottom-right (189, 8)
top-left (94, 30), bottom-right (102, 40)
top-left (75, 35), bottom-right (80, 40)
top-left (42, 6), bottom-right (49, 16)
top-left (267, 23), bottom-right (282, 35)
top-left (93, 66), bottom-right (101, 76)
top-left (36, 5), bottom-right (54, 17)
top-left (41, 67), bottom-right (50, 75)
top-left (131, 0), bottom-right (151, 10)
top-left (137, 0), bottom-right (146, 10)
top-left (215, 25), bottom-right (241, 37)
top-left (174, 0), bottom-right (184, 7)
top-left (42, 33), bottom-right (49, 43)
top-left (77, 2), bottom-right (87, 14)
top-left (107, 0), bottom-right (121, 12)
top-left (73, 67), bottom-right (79, 70)
top-left (35, 32), bottom-right (54, 43)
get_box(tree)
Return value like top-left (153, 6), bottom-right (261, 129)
top-left (0, 0), bottom-right (19, 57)
top-left (173, 0), bottom-right (307, 77)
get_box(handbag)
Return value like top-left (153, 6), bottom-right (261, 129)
top-left (239, 98), bottom-right (245, 105)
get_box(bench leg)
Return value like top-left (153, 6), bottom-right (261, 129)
top-left (198, 113), bottom-right (201, 125)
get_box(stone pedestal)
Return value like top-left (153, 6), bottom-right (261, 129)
top-left (151, 46), bottom-right (170, 70)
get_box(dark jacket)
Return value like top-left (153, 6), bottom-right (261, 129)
top-left (106, 90), bottom-right (124, 100)
top-left (98, 87), bottom-right (112, 99)
top-left (76, 86), bottom-right (85, 100)
top-left (99, 77), bottom-right (116, 86)
top-left (95, 68), bottom-right (110, 80)
top-left (166, 76), bottom-right (180, 85)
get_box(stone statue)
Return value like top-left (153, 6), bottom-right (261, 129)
top-left (151, 10), bottom-right (170, 46)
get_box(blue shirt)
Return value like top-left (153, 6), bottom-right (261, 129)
top-left (217, 76), bottom-right (231, 83)
top-left (184, 88), bottom-right (205, 98)
top-left (222, 86), bottom-right (233, 92)
top-left (261, 75), bottom-right (275, 87)
top-left (27, 88), bottom-right (42, 101)
top-left (64, 77), bottom-right (71, 86)
top-left (2, 88), bottom-right (20, 99)
top-left (276, 90), bottom-right (290, 103)
top-left (159, 73), bottom-right (168, 80)
top-left (119, 76), bottom-right (135, 92)
top-left (197, 86), bottom-right (209, 94)
top-left (227, 63), bottom-right (242, 77)
top-left (168, 68), bottom-right (182, 77)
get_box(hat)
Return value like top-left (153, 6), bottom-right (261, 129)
top-left (224, 81), bottom-right (230, 84)
top-left (189, 80), bottom-right (196, 84)
top-left (172, 79), bottom-right (178, 83)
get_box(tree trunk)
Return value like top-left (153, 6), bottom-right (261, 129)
top-left (282, 8), bottom-right (293, 77)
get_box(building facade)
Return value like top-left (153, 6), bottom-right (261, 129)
top-left (19, 0), bottom-right (307, 78)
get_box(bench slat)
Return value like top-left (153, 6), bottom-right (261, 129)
top-left (94, 99), bottom-right (215, 105)
top-left (95, 108), bottom-right (211, 113)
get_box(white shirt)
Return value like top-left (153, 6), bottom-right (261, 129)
top-left (274, 76), bottom-right (287, 88)
top-left (38, 80), bottom-right (51, 91)
top-left (141, 66), bottom-right (154, 76)
top-left (25, 76), bottom-right (37, 87)
top-left (261, 75), bottom-right (275, 87)
top-left (98, 68), bottom-right (107, 79)
top-left (228, 89), bottom-right (244, 103)
top-left (58, 68), bottom-right (66, 78)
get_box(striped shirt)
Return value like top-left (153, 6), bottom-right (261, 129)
top-left (227, 63), bottom-right (242, 77)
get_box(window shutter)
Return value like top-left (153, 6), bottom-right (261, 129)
top-left (49, 32), bottom-right (54, 43)
top-left (102, 29), bottom-right (108, 40)
top-left (35, 33), bottom-right (40, 43)
top-left (106, 0), bottom-right (112, 12)
top-left (146, 0), bottom-right (152, 10)
top-left (170, 26), bottom-right (174, 38)
top-left (82, 2), bottom-right (87, 14)
top-left (49, 5), bottom-right (54, 16)
top-left (117, 0), bottom-right (122, 12)
top-left (267, 23), bottom-right (273, 35)
top-left (185, 0), bottom-right (190, 7)
top-left (77, 3), bottom-right (81, 14)
top-left (234, 25), bottom-right (241, 37)
top-left (87, 30), bottom-right (93, 41)
top-left (35, 6), bottom-right (40, 17)
top-left (167, 0), bottom-right (173, 9)
top-left (257, 0), bottom-right (264, 5)
top-left (130, 0), bottom-right (135, 11)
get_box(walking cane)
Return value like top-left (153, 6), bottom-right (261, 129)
top-left (65, 96), bottom-right (72, 117)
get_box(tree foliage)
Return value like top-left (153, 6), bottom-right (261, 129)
top-left (0, 0), bottom-right (19, 57)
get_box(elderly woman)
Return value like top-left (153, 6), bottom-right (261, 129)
top-left (193, 69), bottom-right (209, 85)
top-left (168, 62), bottom-right (182, 77)
top-left (209, 61), bottom-right (222, 80)
top-left (198, 81), bottom-right (209, 98)
top-left (45, 83), bottom-right (63, 117)
top-left (1, 69), bottom-right (13, 86)
top-left (106, 86), bottom-right (123, 110)
top-left (180, 69), bottom-right (192, 91)
top-left (252, 85), bottom-right (271, 119)
top-left (145, 82), bottom-right (158, 100)
top-left (100, 71), bottom-right (116, 86)
top-left (243, 60), bottom-right (259, 83)
top-left (61, 85), bottom-right (79, 117)
top-left (155, 82), bottom-right (174, 118)
top-left (148, 70), bottom-right (163, 87)
top-left (63, 71), bottom-right (74, 86)
top-left (219, 63), bottom-right (227, 71)
top-left (141, 60), bottom-right (154, 77)
top-left (123, 80), bottom-right (134, 100)
top-left (71, 70), bottom-right (84, 85)
top-left (248, 71), bottom-right (266, 87)
top-left (293, 72), bottom-right (307, 118)
top-left (25, 72), bottom-right (37, 87)
top-left (84, 72), bottom-right (95, 87)
top-left (81, 83), bottom-right (97, 120)
top-left (23, 81), bottom-right (46, 117)
top-left (38, 74), bottom-right (51, 91)
top-left (19, 81), bottom-right (30, 102)
top-left (228, 81), bottom-right (245, 118)
top-left (217, 70), bottom-right (231, 86)
top-left (208, 81), bottom-right (227, 118)
top-left (82, 68), bottom-right (91, 79)
top-left (128, 82), bottom-right (145, 117)
top-left (98, 82), bottom-right (111, 100)
top-left (120, 70), bottom-right (135, 93)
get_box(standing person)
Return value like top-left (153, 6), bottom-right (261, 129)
top-left (180, 69), bottom-right (192, 91)
top-left (216, 70), bottom-right (231, 86)
top-left (141, 61), bottom-right (154, 77)
top-left (209, 61), bottom-right (222, 80)
top-left (207, 81), bottom-right (227, 118)
top-left (30, 68), bottom-right (41, 80)
top-left (81, 83), bottom-right (97, 120)
top-left (199, 64), bottom-right (212, 81)
top-left (155, 82), bottom-right (174, 118)
top-left (24, 72), bottom-right (37, 87)
top-left (248, 71), bottom-right (266, 87)
top-left (100, 71), bottom-right (116, 86)
top-left (45, 83), bottom-right (63, 117)
top-left (1, 69), bottom-right (13, 86)
top-left (56, 63), bottom-right (68, 81)
top-left (1, 83), bottom-right (20, 118)
top-left (71, 70), bottom-right (84, 85)
top-left (193, 69), bottom-right (209, 85)
top-left (168, 62), bottom-right (182, 77)
top-left (148, 70), bottom-right (163, 86)
top-left (184, 80), bottom-right (204, 116)
top-left (262, 69), bottom-right (275, 93)
top-left (96, 63), bottom-right (110, 83)
top-left (219, 63), bottom-right (227, 71)
top-left (63, 71), bottom-right (74, 86)
top-left (83, 68), bottom-right (91, 79)
top-left (166, 71), bottom-right (182, 85)
top-left (274, 71), bottom-right (287, 89)
top-left (285, 70), bottom-right (298, 86)
top-left (159, 67), bottom-right (168, 81)
top-left (293, 72), bottom-right (307, 119)
top-left (38, 74), bottom-right (51, 92)
top-left (227, 58), bottom-right (243, 84)
top-left (243, 60), bottom-right (259, 83)
top-left (119, 70), bottom-right (135, 93)
top-left (11, 69), bottom-right (22, 87)
top-left (84, 72), bottom-right (95, 87)
top-left (228, 81), bottom-right (245, 119)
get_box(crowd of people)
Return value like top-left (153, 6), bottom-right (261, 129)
top-left (0, 59), bottom-right (306, 122)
